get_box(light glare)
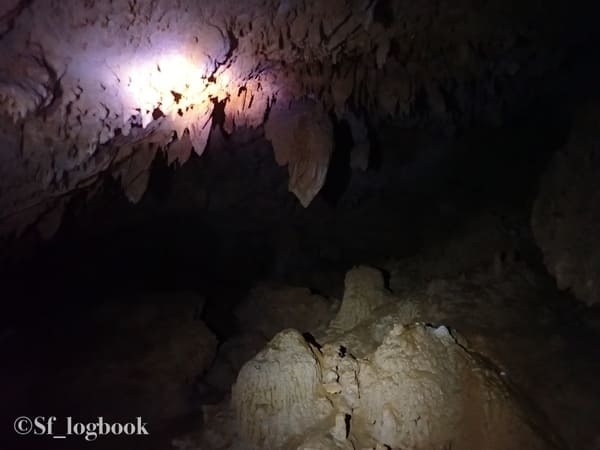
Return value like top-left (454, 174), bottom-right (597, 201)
top-left (126, 53), bottom-right (229, 124)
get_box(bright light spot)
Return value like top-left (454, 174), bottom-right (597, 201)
top-left (126, 53), bottom-right (231, 126)
top-left (155, 54), bottom-right (201, 91)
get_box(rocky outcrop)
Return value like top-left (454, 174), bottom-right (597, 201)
top-left (329, 265), bottom-right (391, 333)
top-left (231, 329), bottom-right (333, 449)
top-left (201, 283), bottom-right (336, 393)
top-left (203, 332), bottom-right (268, 393)
top-left (199, 323), bottom-right (565, 450)
top-left (0, 0), bottom-right (588, 237)
top-left (180, 266), bottom-right (567, 450)
top-left (532, 103), bottom-right (600, 306)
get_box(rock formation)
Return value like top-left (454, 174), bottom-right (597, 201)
top-left (265, 99), bottom-right (333, 207)
top-left (178, 266), bottom-right (567, 450)
top-left (532, 102), bottom-right (600, 306)
top-left (231, 329), bottom-right (333, 449)
top-left (208, 323), bottom-right (565, 450)
top-left (329, 265), bottom-right (391, 332)
top-left (0, 0), bottom-right (589, 238)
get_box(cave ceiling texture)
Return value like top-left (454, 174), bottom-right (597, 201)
top-left (0, 0), bottom-right (595, 238)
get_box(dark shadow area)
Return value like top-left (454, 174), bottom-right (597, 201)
top-left (321, 116), bottom-right (353, 206)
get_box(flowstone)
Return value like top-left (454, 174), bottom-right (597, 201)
top-left (178, 267), bottom-right (567, 450)
top-left (231, 329), bottom-right (333, 449)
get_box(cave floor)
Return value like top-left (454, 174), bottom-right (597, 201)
top-left (1, 252), bottom-right (599, 450)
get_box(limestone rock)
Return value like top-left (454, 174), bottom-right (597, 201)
top-left (231, 329), bottom-right (333, 449)
top-left (0, 0), bottom-right (586, 236)
top-left (56, 291), bottom-right (217, 422)
top-left (532, 103), bottom-right (600, 305)
top-left (204, 332), bottom-right (268, 392)
top-left (330, 266), bottom-right (391, 332)
top-left (223, 321), bottom-right (564, 450)
top-left (265, 99), bottom-right (333, 207)
top-left (181, 261), bottom-right (568, 450)
top-left (354, 324), bottom-right (556, 450)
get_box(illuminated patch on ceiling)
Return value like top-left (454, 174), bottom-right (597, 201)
top-left (126, 53), bottom-right (231, 127)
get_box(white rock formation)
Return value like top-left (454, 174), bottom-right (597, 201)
top-left (225, 322), bottom-right (564, 450)
top-left (330, 265), bottom-right (391, 332)
top-left (265, 99), bottom-right (333, 207)
top-left (231, 329), bottom-right (333, 449)
top-left (183, 266), bottom-right (566, 450)
top-left (203, 332), bottom-right (268, 392)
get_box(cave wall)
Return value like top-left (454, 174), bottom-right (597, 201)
top-left (532, 101), bottom-right (600, 306)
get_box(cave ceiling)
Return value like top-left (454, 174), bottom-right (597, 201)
top-left (0, 0), bottom-right (588, 237)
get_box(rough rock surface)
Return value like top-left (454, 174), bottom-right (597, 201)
top-left (0, 0), bottom-right (589, 236)
top-left (353, 324), bottom-right (546, 450)
top-left (265, 99), bottom-right (333, 206)
top-left (203, 332), bottom-right (268, 392)
top-left (329, 265), bottom-right (391, 333)
top-left (231, 329), bottom-right (333, 449)
top-left (201, 283), bottom-right (336, 394)
top-left (235, 283), bottom-right (336, 339)
top-left (194, 323), bottom-right (563, 450)
top-left (532, 103), bottom-right (600, 306)
top-left (181, 267), bottom-right (568, 450)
